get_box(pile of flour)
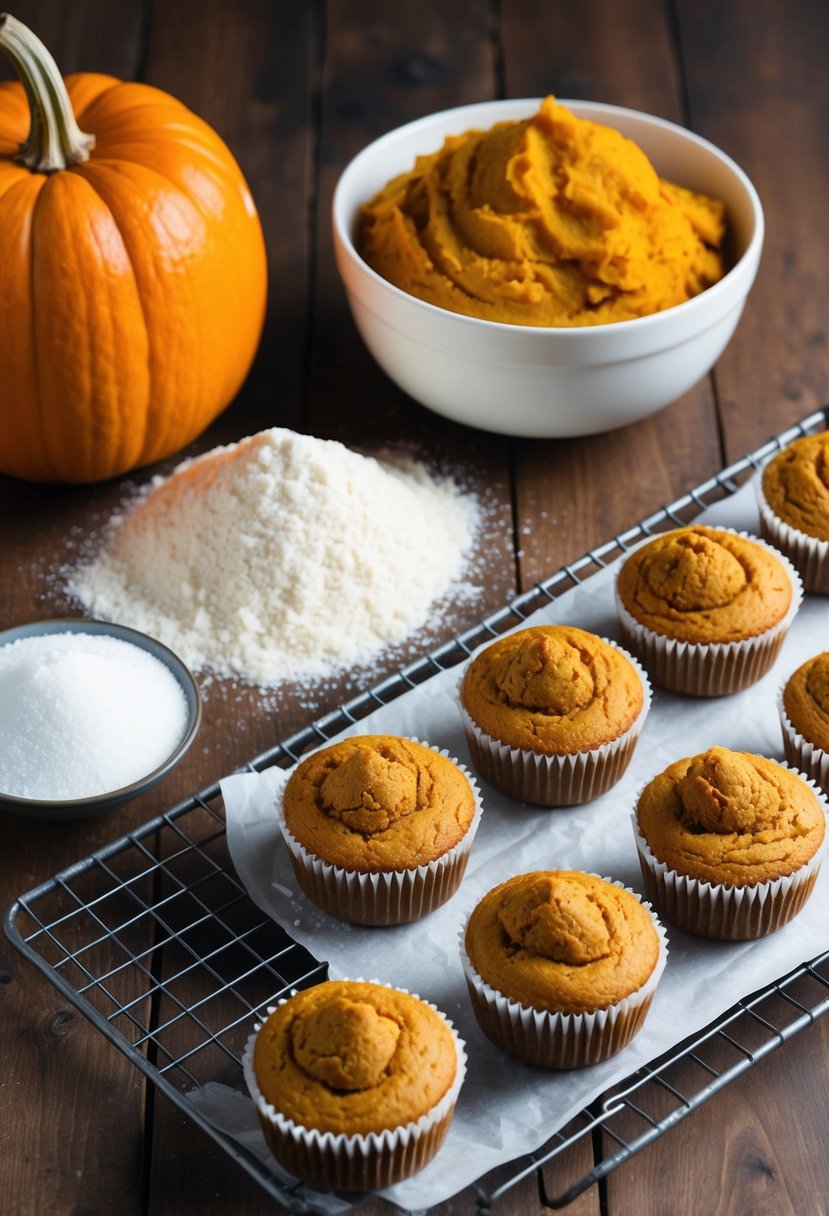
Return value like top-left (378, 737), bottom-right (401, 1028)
top-left (71, 428), bottom-right (478, 685)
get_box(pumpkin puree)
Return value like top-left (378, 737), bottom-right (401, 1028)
top-left (360, 96), bottom-right (727, 327)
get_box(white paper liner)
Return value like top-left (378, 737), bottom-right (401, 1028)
top-left (632, 763), bottom-right (829, 940)
top-left (778, 687), bottom-right (829, 797)
top-left (615, 527), bottom-right (803, 697)
top-left (459, 876), bottom-right (668, 1070)
top-left (277, 740), bottom-right (483, 925)
top-left (756, 467), bottom-right (829, 594)
top-left (241, 979), bottom-right (467, 1190)
top-left (215, 479), bottom-right (829, 1211)
top-left (458, 638), bottom-right (651, 807)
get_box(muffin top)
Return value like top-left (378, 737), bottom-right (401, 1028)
top-left (459, 625), bottom-right (644, 755)
top-left (252, 980), bottom-right (458, 1135)
top-left (281, 735), bottom-right (476, 872)
top-left (616, 525), bottom-right (792, 644)
top-left (636, 746), bottom-right (826, 886)
top-left (464, 870), bottom-right (660, 1015)
top-left (783, 653), bottom-right (829, 752)
top-left (762, 431), bottom-right (829, 540)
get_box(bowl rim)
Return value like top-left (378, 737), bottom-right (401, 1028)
top-left (332, 95), bottom-right (765, 339)
top-left (0, 617), bottom-right (202, 815)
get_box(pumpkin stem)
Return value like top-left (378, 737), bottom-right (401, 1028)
top-left (0, 12), bottom-right (95, 172)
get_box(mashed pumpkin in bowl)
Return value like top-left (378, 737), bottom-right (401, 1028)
top-left (359, 96), bottom-right (727, 328)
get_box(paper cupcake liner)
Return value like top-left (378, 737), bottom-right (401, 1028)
top-left (632, 766), bottom-right (828, 940)
top-left (459, 878), bottom-right (668, 1070)
top-left (242, 980), bottom-right (467, 1191)
top-left (459, 640), bottom-right (651, 807)
top-left (756, 472), bottom-right (829, 595)
top-left (278, 742), bottom-right (482, 925)
top-left (778, 688), bottom-right (829, 797)
top-left (615, 528), bottom-right (803, 697)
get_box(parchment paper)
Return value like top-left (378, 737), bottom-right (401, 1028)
top-left (198, 476), bottom-right (829, 1212)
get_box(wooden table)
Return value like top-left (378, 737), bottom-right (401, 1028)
top-left (2, 2), bottom-right (829, 1213)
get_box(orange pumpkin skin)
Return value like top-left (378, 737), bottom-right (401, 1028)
top-left (0, 73), bottom-right (267, 483)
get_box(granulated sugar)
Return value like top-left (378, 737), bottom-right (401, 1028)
top-left (0, 633), bottom-right (189, 800)
top-left (70, 428), bottom-right (479, 686)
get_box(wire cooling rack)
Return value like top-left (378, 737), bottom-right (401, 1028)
top-left (5, 406), bottom-right (829, 1214)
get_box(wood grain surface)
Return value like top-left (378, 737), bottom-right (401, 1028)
top-left (1, 2), bottom-right (828, 1215)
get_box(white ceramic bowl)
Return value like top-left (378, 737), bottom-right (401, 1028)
top-left (332, 98), bottom-right (764, 438)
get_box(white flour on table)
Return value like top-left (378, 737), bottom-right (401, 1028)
top-left (70, 428), bottom-right (480, 686)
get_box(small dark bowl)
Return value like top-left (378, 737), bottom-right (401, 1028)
top-left (0, 619), bottom-right (202, 819)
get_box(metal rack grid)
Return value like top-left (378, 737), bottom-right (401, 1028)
top-left (5, 405), bottom-right (829, 1214)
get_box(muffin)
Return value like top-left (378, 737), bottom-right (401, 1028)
top-left (780, 652), bottom-right (829, 795)
top-left (634, 746), bottom-right (827, 939)
top-left (461, 871), bottom-right (666, 1069)
top-left (757, 430), bottom-right (829, 593)
top-left (615, 524), bottom-right (801, 696)
top-left (278, 735), bottom-right (481, 925)
top-left (458, 625), bottom-right (650, 806)
top-left (243, 979), bottom-right (466, 1190)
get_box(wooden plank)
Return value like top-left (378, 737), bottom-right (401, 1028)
top-left (500, 0), bottom-right (685, 112)
top-left (605, 1018), bottom-right (829, 1214)
top-left (606, 4), bottom-right (829, 1208)
top-left (143, 4), bottom-right (514, 1213)
top-left (1, 828), bottom-right (159, 1216)
top-left (488, 6), bottom-right (722, 1214)
top-left (0, 3), bottom-right (316, 1215)
top-left (677, 0), bottom-right (829, 460)
top-left (126, 0), bottom-right (319, 775)
top-left (126, 3), bottom-right (316, 1212)
top-left (492, 6), bottom-right (701, 1211)
top-left (0, 0), bottom-right (145, 82)
top-left (499, 0), bottom-right (724, 588)
top-left (308, 0), bottom-right (517, 634)
top-left (0, 7), bottom-right (163, 1215)
top-left (306, 5), bottom-right (667, 1212)
top-left (141, 0), bottom-right (312, 443)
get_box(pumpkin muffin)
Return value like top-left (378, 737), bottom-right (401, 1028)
top-left (244, 979), bottom-right (466, 1190)
top-left (615, 524), bottom-right (800, 695)
top-left (758, 430), bottom-right (829, 593)
top-left (634, 746), bottom-right (827, 939)
top-left (279, 735), bottom-right (481, 925)
top-left (459, 625), bottom-right (650, 806)
top-left (461, 870), bottom-right (666, 1069)
top-left (780, 652), bottom-right (829, 796)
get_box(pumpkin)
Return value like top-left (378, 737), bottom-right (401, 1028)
top-left (0, 13), bottom-right (267, 483)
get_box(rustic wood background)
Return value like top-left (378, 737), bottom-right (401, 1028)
top-left (2, 2), bottom-right (829, 1214)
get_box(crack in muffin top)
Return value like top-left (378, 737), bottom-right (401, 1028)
top-left (783, 652), bottom-right (829, 753)
top-left (616, 525), bottom-right (792, 643)
top-left (636, 746), bottom-right (826, 886)
top-left (762, 431), bottom-right (829, 540)
top-left (281, 735), bottom-right (476, 872)
top-left (464, 870), bottom-right (660, 1014)
top-left (253, 980), bottom-right (458, 1135)
top-left (460, 625), bottom-right (644, 754)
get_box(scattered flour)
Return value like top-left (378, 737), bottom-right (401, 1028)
top-left (70, 428), bottom-right (479, 686)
